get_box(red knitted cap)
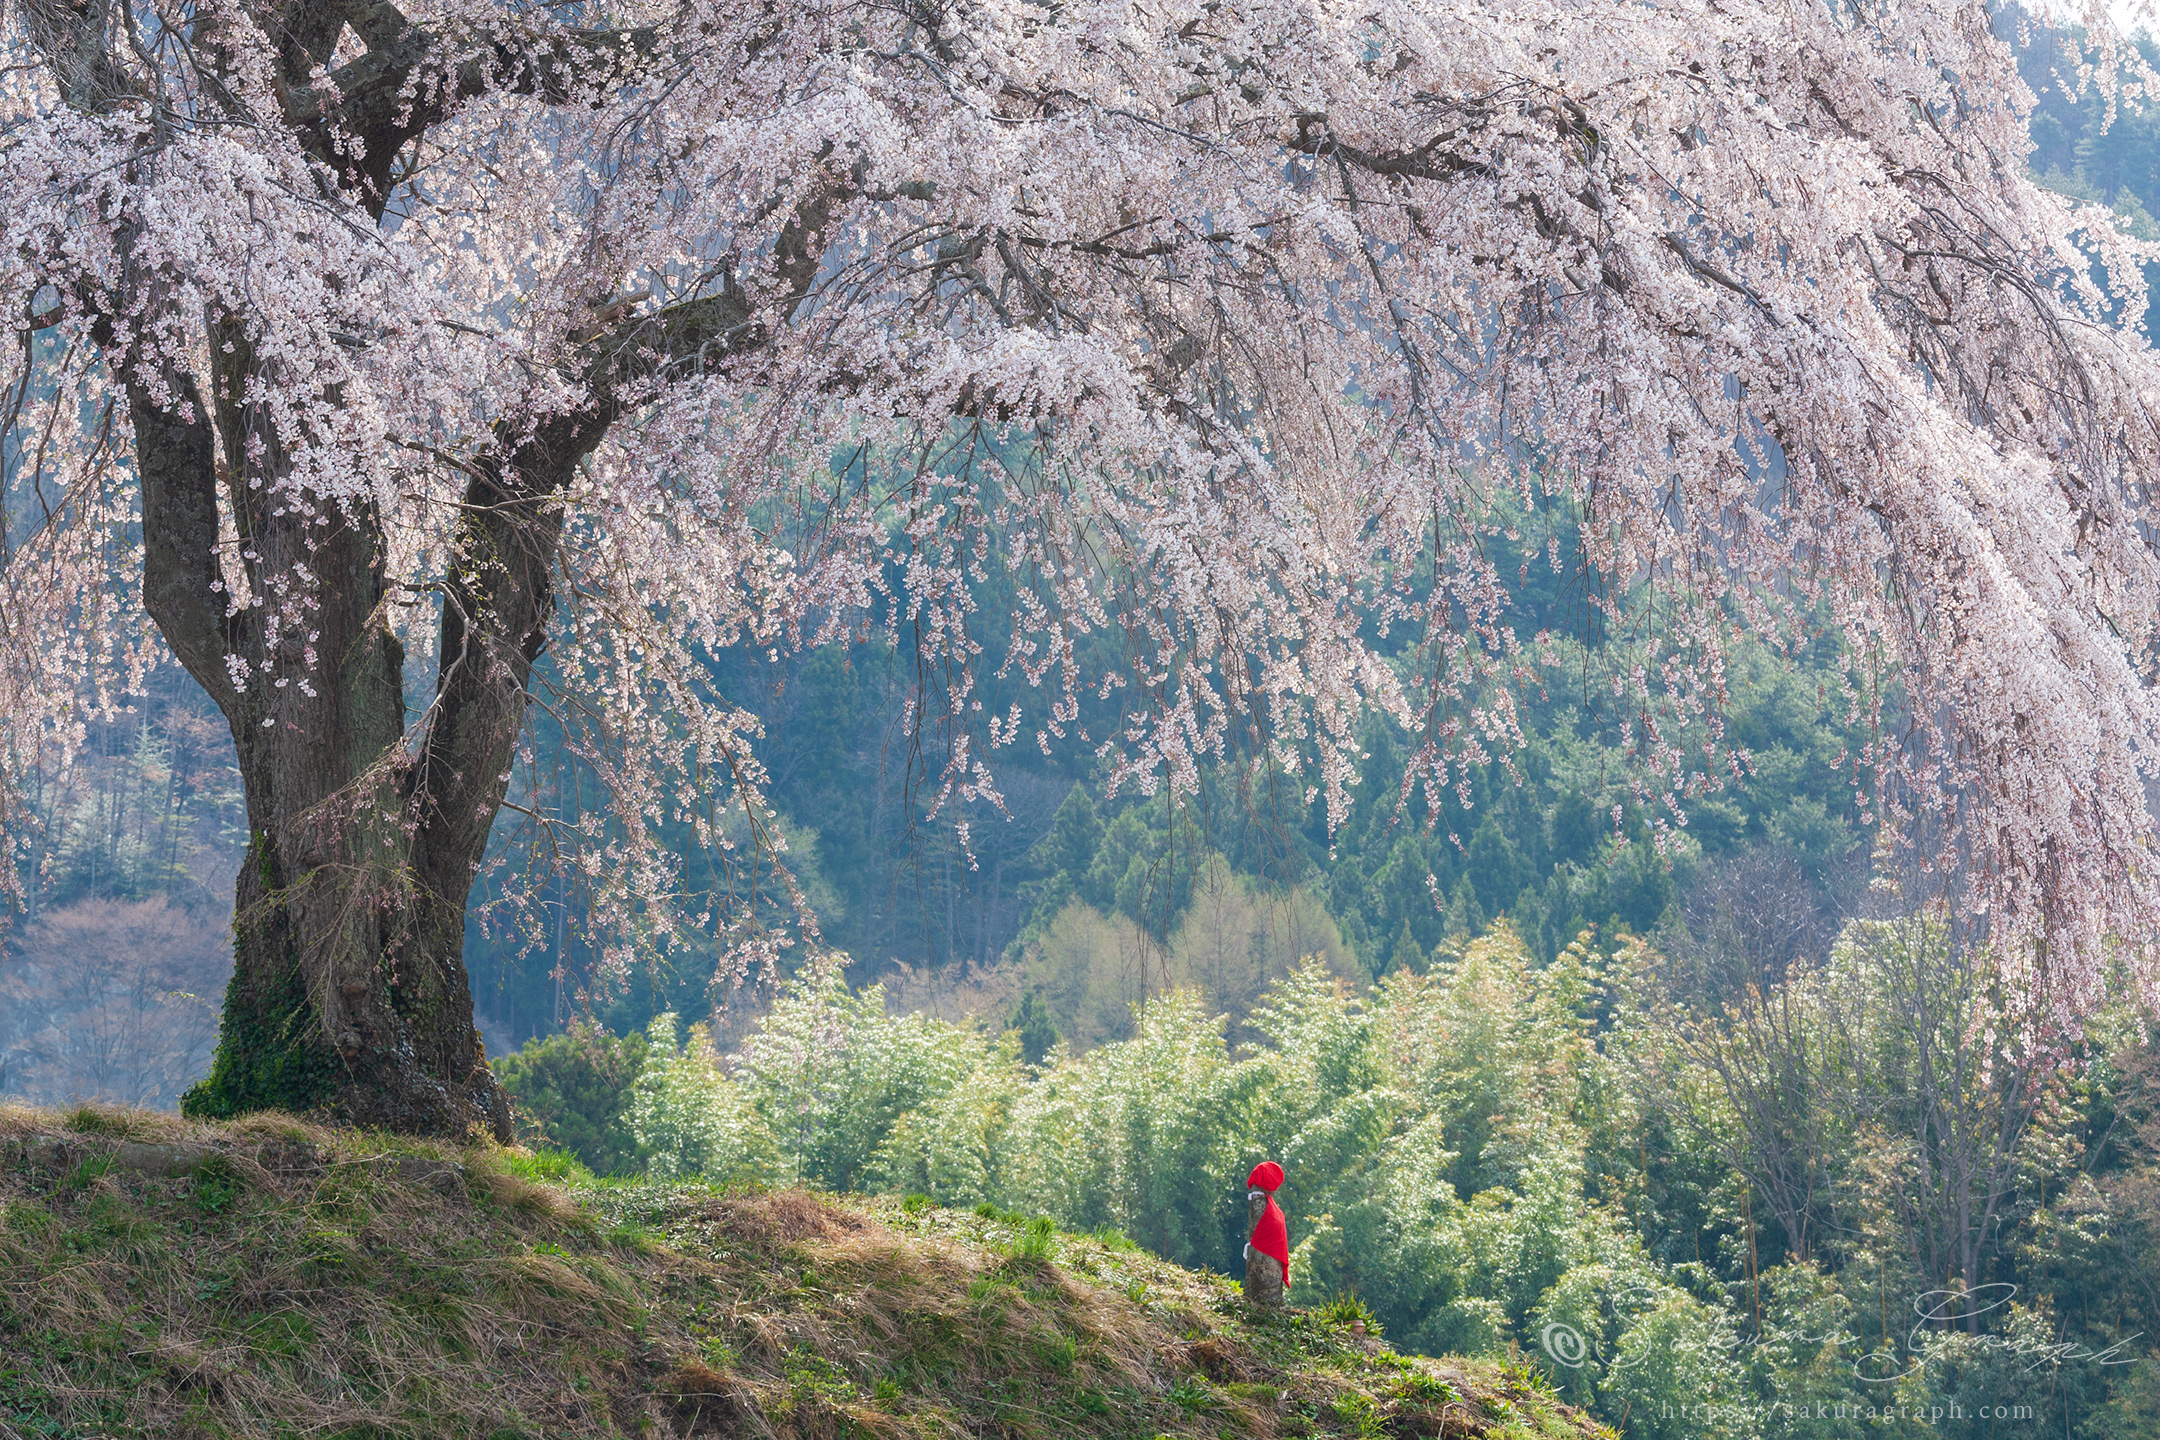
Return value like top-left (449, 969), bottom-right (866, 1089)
top-left (1246, 1161), bottom-right (1284, 1192)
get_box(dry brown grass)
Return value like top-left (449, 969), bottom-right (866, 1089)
top-left (470, 1156), bottom-right (594, 1228)
top-left (0, 1106), bottom-right (645, 1437)
top-left (0, 1106), bottom-right (1612, 1440)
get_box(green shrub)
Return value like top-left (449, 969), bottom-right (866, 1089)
top-left (630, 1014), bottom-right (785, 1184)
top-left (1317, 1295), bottom-right (1382, 1336)
top-left (492, 1022), bottom-right (650, 1176)
top-left (191, 1155), bottom-right (243, 1215)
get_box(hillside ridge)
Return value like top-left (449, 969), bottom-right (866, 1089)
top-left (0, 1104), bottom-right (1611, 1439)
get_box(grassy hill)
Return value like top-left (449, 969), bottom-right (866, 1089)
top-left (0, 1105), bottom-right (1611, 1440)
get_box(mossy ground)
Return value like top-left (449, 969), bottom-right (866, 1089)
top-left (0, 1105), bottom-right (1611, 1439)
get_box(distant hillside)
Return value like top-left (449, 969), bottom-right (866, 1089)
top-left (0, 1104), bottom-right (1610, 1439)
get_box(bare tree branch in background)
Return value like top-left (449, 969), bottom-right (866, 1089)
top-left (1, 897), bottom-right (228, 1106)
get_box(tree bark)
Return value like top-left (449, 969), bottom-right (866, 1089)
top-left (52, 0), bottom-right (630, 1138)
top-left (160, 316), bottom-right (535, 1137)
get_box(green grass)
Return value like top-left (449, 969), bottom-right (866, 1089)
top-left (0, 1103), bottom-right (1614, 1439)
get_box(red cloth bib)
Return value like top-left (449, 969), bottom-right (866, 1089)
top-left (1247, 1162), bottom-right (1289, 1286)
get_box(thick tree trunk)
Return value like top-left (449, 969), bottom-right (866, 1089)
top-left (125, 292), bottom-right (757, 1137)
top-left (194, 821), bottom-right (509, 1138)
top-left (164, 457), bottom-right (509, 1134)
top-left (131, 324), bottom-right (588, 1139)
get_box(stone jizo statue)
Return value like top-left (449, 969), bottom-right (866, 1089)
top-left (1242, 1160), bottom-right (1288, 1308)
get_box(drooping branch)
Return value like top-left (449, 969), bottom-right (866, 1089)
top-left (283, 3), bottom-right (663, 214)
top-left (405, 170), bottom-right (838, 885)
top-left (8, 0), bottom-right (2160, 1054)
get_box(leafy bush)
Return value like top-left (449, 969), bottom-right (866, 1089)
top-left (736, 958), bottom-right (988, 1192)
top-left (493, 1023), bottom-right (651, 1176)
top-left (629, 1013), bottom-right (783, 1184)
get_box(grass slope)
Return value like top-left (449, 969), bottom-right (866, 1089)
top-left (0, 1105), bottom-right (1612, 1440)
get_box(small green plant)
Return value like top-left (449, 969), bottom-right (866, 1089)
top-left (2, 1202), bottom-right (56, 1238)
top-left (1034, 1332), bottom-right (1078, 1371)
top-left (1330, 1391), bottom-right (1385, 1437)
top-left (1498, 1358), bottom-right (1556, 1398)
top-left (500, 1148), bottom-right (596, 1186)
top-left (1015, 1215), bottom-right (1055, 1260)
top-left (1316, 1295), bottom-right (1381, 1336)
top-left (782, 1346), bottom-right (855, 1400)
top-left (191, 1155), bottom-right (243, 1215)
top-left (1393, 1371), bottom-right (1458, 1404)
top-left (1169, 1378), bottom-right (1218, 1413)
top-left (65, 1155), bottom-right (113, 1190)
top-left (300, 1228), bottom-right (356, 1276)
top-left (901, 1193), bottom-right (934, 1214)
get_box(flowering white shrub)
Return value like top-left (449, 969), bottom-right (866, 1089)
top-left (629, 1012), bottom-right (781, 1184)
top-left (737, 959), bottom-right (988, 1192)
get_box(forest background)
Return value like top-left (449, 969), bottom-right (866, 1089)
top-left (3, 8), bottom-right (2159, 1439)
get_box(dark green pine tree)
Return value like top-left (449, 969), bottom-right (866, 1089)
top-left (1386, 921), bottom-right (1425, 977)
top-left (1049, 786), bottom-right (1102, 893)
top-left (1009, 990), bottom-right (1061, 1067)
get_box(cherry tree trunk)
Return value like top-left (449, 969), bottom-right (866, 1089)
top-left (140, 335), bottom-right (584, 1139)
top-left (187, 552), bottom-right (510, 1138)
top-left (199, 643), bottom-right (511, 1138)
